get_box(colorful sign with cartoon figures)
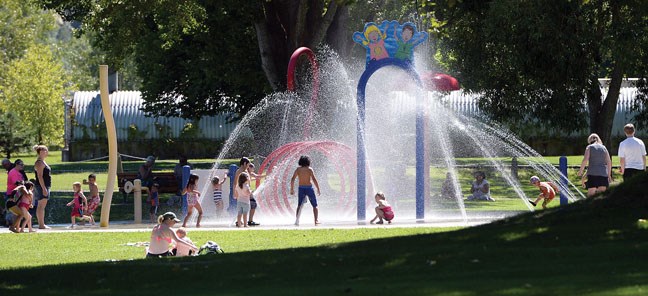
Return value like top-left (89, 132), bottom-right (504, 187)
top-left (353, 20), bottom-right (428, 67)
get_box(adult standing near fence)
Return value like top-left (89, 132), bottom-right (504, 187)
top-left (33, 145), bottom-right (52, 229)
top-left (577, 134), bottom-right (612, 197)
top-left (618, 123), bottom-right (646, 181)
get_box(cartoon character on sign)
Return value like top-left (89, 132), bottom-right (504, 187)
top-left (353, 21), bottom-right (428, 67)
top-left (353, 21), bottom-right (390, 64)
top-left (392, 22), bottom-right (427, 61)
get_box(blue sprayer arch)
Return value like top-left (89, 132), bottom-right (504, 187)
top-left (356, 58), bottom-right (426, 221)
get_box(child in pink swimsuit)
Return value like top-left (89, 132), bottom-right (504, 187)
top-left (370, 192), bottom-right (394, 224)
top-left (15, 181), bottom-right (35, 233)
top-left (181, 174), bottom-right (203, 228)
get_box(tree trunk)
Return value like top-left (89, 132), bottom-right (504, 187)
top-left (588, 1), bottom-right (624, 150)
top-left (587, 65), bottom-right (622, 149)
top-left (308, 1), bottom-right (338, 49)
top-left (254, 0), bottom-right (348, 92)
top-left (325, 5), bottom-right (352, 57)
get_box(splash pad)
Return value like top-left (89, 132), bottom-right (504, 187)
top-left (191, 20), bottom-right (585, 226)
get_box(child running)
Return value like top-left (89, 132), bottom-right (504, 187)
top-left (290, 155), bottom-right (321, 226)
top-left (370, 192), bottom-right (394, 224)
top-left (182, 174), bottom-right (203, 228)
top-left (211, 174), bottom-right (227, 220)
top-left (67, 182), bottom-right (94, 228)
top-left (83, 174), bottom-right (101, 221)
top-left (528, 176), bottom-right (560, 210)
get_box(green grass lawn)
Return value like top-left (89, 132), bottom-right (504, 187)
top-left (0, 174), bottom-right (646, 295)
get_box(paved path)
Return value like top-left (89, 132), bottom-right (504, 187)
top-left (1, 212), bottom-right (517, 234)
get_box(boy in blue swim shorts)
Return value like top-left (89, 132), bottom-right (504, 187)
top-left (290, 156), bottom-right (321, 226)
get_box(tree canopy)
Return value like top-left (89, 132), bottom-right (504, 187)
top-left (0, 0), bottom-right (85, 149)
top-left (3, 44), bottom-right (67, 145)
top-left (426, 0), bottom-right (648, 145)
top-left (39, 0), bottom-right (367, 119)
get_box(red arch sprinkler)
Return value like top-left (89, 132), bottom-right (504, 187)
top-left (254, 47), bottom-right (363, 219)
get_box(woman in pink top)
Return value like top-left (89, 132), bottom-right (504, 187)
top-left (148, 212), bottom-right (198, 258)
top-left (6, 159), bottom-right (26, 197)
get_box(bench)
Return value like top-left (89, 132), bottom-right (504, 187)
top-left (117, 172), bottom-right (179, 195)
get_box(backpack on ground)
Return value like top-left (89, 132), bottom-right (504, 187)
top-left (198, 241), bottom-right (224, 255)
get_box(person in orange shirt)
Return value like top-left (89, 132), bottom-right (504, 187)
top-left (528, 176), bottom-right (560, 210)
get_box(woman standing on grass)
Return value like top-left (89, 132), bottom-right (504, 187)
top-left (148, 212), bottom-right (199, 258)
top-left (577, 133), bottom-right (612, 197)
top-left (33, 145), bottom-right (52, 229)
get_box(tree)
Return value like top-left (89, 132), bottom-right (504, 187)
top-left (425, 0), bottom-right (648, 146)
top-left (0, 0), bottom-right (54, 88)
top-left (0, 112), bottom-right (32, 158)
top-left (3, 44), bottom-right (68, 145)
top-left (40, 0), bottom-right (359, 119)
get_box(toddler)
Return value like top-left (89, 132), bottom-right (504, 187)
top-left (370, 192), bottom-right (394, 224)
top-left (147, 183), bottom-right (160, 223)
top-left (529, 176), bottom-right (560, 210)
top-left (173, 227), bottom-right (195, 256)
top-left (67, 182), bottom-right (94, 228)
top-left (211, 174), bottom-right (227, 220)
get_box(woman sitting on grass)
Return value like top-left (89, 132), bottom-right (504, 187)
top-left (148, 212), bottom-right (199, 258)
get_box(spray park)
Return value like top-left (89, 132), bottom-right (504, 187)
top-left (0, 21), bottom-right (647, 295)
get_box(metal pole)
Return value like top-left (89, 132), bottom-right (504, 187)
top-left (134, 179), bottom-right (142, 223)
top-left (227, 164), bottom-right (238, 216)
top-left (559, 156), bottom-right (568, 206)
top-left (181, 165), bottom-right (190, 219)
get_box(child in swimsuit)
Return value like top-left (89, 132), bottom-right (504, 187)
top-left (83, 174), bottom-right (101, 220)
top-left (15, 182), bottom-right (35, 232)
top-left (370, 192), bottom-right (394, 224)
top-left (528, 176), bottom-right (560, 210)
top-left (211, 174), bottom-right (227, 221)
top-left (290, 156), bottom-right (321, 226)
top-left (67, 182), bottom-right (94, 228)
top-left (181, 174), bottom-right (203, 228)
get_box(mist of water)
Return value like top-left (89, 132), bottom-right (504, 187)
top-left (185, 47), bottom-right (585, 226)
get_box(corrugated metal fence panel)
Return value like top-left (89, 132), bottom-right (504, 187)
top-left (71, 91), bottom-right (236, 141)
top-left (72, 87), bottom-right (644, 141)
top-left (436, 88), bottom-right (644, 137)
top-left (612, 87), bottom-right (640, 137)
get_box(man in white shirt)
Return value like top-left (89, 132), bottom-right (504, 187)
top-left (618, 123), bottom-right (646, 180)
